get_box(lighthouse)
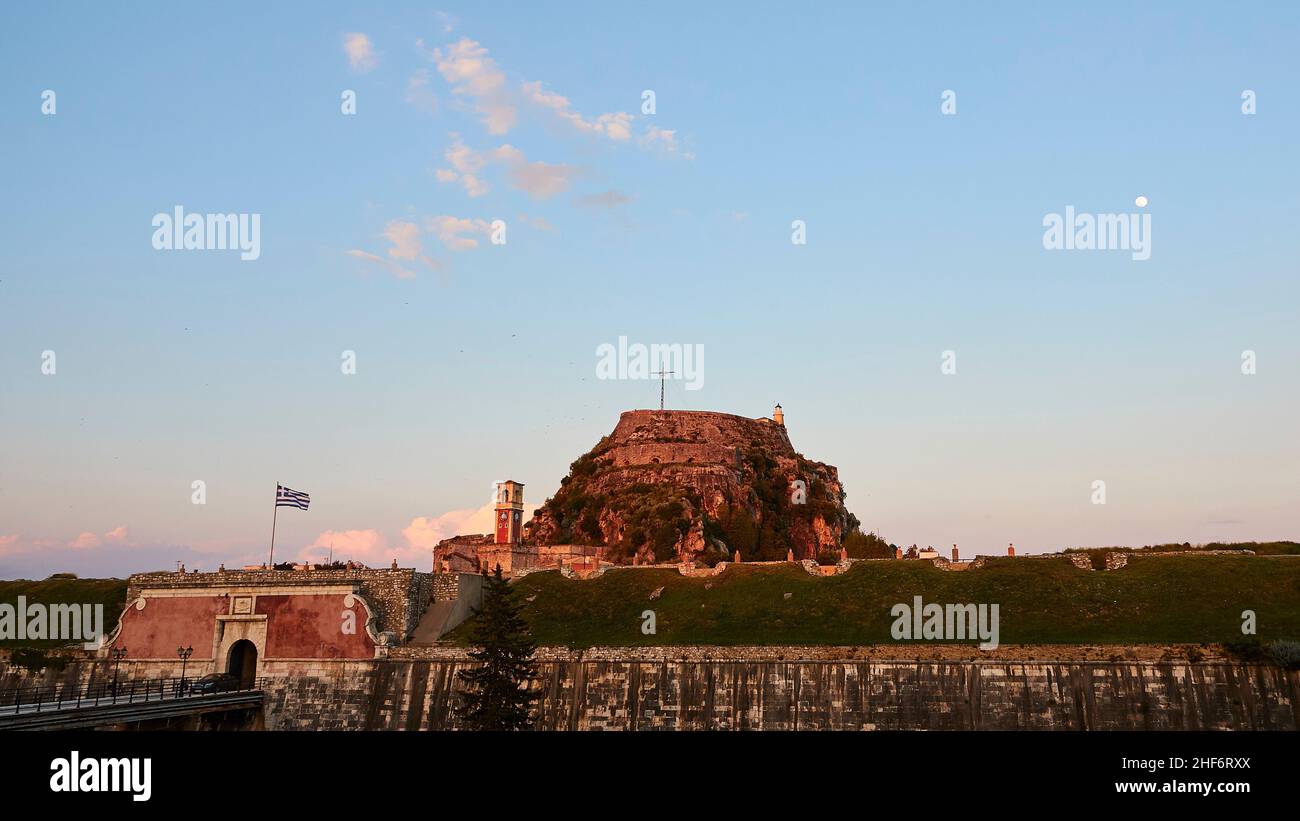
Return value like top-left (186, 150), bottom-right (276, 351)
top-left (773, 403), bottom-right (784, 426)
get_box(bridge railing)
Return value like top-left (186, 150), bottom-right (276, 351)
top-left (0, 675), bottom-right (269, 715)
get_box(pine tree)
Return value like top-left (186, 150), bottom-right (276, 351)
top-left (455, 565), bottom-right (539, 730)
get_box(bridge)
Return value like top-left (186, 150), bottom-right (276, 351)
top-left (0, 676), bottom-right (266, 730)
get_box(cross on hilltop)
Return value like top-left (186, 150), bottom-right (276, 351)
top-left (651, 362), bottom-right (675, 411)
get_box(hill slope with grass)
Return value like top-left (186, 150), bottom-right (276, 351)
top-left (0, 577), bottom-right (128, 651)
top-left (452, 556), bottom-right (1300, 648)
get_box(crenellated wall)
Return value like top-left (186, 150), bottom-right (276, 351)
top-left (604, 409), bottom-right (795, 468)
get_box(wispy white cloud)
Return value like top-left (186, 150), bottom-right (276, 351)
top-left (436, 135), bottom-right (491, 197)
top-left (345, 248), bottom-right (415, 280)
top-left (575, 189), bottom-right (633, 209)
top-left (424, 215), bottom-right (495, 251)
top-left (425, 37), bottom-right (686, 158)
top-left (346, 219), bottom-right (444, 279)
top-left (383, 220), bottom-right (440, 272)
top-left (344, 32), bottom-right (378, 73)
top-left (406, 68), bottom-right (438, 113)
top-left (435, 139), bottom-right (579, 200)
top-left (521, 81), bottom-right (633, 141)
top-left (639, 125), bottom-right (693, 159)
top-left (492, 144), bottom-right (579, 199)
top-left (433, 38), bottom-right (516, 134)
top-left (518, 213), bottom-right (554, 231)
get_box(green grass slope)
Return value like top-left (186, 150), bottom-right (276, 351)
top-left (460, 556), bottom-right (1300, 648)
top-left (0, 577), bottom-right (129, 650)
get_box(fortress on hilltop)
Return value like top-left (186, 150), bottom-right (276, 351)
top-left (435, 405), bottom-right (860, 576)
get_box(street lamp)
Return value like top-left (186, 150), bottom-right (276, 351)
top-left (110, 646), bottom-right (127, 697)
top-left (177, 645), bottom-right (193, 695)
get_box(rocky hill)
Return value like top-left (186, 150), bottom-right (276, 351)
top-left (526, 409), bottom-right (859, 564)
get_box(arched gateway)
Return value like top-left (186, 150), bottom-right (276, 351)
top-left (227, 639), bottom-right (257, 688)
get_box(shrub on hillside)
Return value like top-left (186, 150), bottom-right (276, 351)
top-left (842, 529), bottom-right (892, 559)
top-left (1223, 638), bottom-right (1267, 663)
top-left (1265, 640), bottom-right (1300, 670)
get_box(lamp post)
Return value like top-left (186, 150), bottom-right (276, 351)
top-left (177, 645), bottom-right (193, 695)
top-left (110, 646), bottom-right (127, 697)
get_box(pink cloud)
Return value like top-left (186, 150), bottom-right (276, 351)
top-left (301, 529), bottom-right (390, 565)
top-left (301, 525), bottom-right (448, 570)
top-left (401, 502), bottom-right (496, 551)
top-left (69, 531), bottom-right (102, 549)
top-left (424, 215), bottom-right (494, 251)
top-left (344, 32), bottom-right (378, 73)
top-left (492, 144), bottom-right (578, 199)
top-left (433, 39), bottom-right (515, 134)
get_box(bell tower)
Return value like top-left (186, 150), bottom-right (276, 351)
top-left (494, 480), bottom-right (525, 544)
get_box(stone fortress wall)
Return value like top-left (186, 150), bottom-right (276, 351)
top-left (8, 646), bottom-right (1292, 731)
top-left (602, 409), bottom-right (795, 468)
top-left (126, 567), bottom-right (436, 641)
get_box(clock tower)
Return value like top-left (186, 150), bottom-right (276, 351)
top-left (494, 480), bottom-right (525, 544)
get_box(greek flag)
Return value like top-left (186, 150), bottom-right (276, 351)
top-left (276, 484), bottom-right (310, 510)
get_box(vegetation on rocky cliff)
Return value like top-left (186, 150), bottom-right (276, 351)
top-left (527, 412), bottom-right (863, 563)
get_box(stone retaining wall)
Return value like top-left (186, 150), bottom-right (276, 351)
top-left (262, 657), bottom-right (1300, 730)
top-left (6, 647), bottom-right (1295, 731)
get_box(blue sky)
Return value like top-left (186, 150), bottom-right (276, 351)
top-left (1, 2), bottom-right (1297, 577)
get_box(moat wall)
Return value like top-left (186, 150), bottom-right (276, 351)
top-left (6, 648), bottom-right (1295, 730)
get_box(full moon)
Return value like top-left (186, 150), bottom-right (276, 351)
top-left (1135, 195), bottom-right (1149, 207)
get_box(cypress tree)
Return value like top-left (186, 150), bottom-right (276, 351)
top-left (455, 564), bottom-right (538, 730)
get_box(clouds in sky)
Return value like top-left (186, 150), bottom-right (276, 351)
top-left (344, 248), bottom-right (417, 280)
top-left (405, 68), bottom-right (438, 113)
top-left (491, 144), bottom-right (579, 199)
top-left (520, 80), bottom-right (634, 141)
top-left (380, 219), bottom-right (440, 271)
top-left (424, 216), bottom-right (495, 251)
top-left (576, 189), bottom-right (633, 209)
top-left (346, 32), bottom-right (687, 279)
top-left (65, 525), bottom-right (130, 550)
top-left (433, 38), bottom-right (515, 134)
top-left (436, 135), bottom-right (490, 197)
top-left (639, 125), bottom-right (692, 159)
top-left (346, 213), bottom-right (504, 278)
top-left (343, 32), bottom-right (378, 73)
top-left (300, 499), bottom-right (498, 568)
top-left (0, 528), bottom-right (239, 579)
top-left (428, 37), bottom-right (681, 150)
top-left (0, 495), bottom-right (505, 577)
top-left (435, 139), bottom-right (579, 200)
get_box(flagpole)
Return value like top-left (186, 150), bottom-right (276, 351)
top-left (268, 483), bottom-right (279, 568)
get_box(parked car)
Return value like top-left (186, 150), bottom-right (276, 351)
top-left (186, 673), bottom-right (240, 695)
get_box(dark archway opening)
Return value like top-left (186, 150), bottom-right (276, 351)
top-left (227, 640), bottom-right (257, 688)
